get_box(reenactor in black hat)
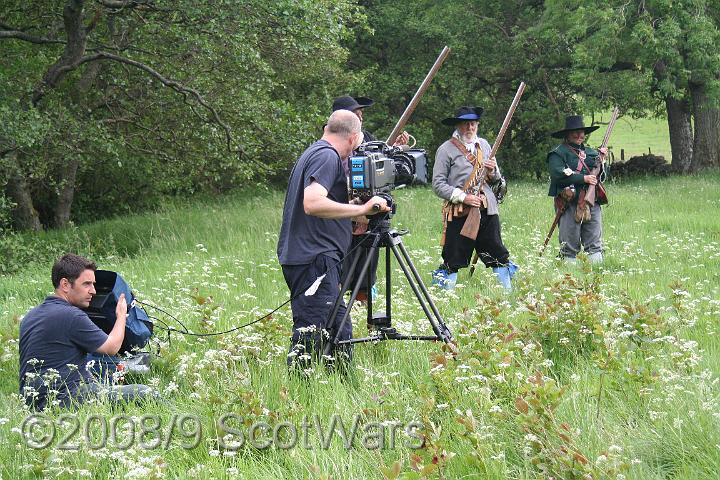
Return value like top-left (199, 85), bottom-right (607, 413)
top-left (431, 106), bottom-right (518, 291)
top-left (547, 115), bottom-right (608, 263)
top-left (332, 95), bottom-right (409, 303)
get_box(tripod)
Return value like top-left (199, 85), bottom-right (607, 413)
top-left (322, 209), bottom-right (455, 357)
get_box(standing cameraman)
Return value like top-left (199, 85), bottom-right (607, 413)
top-left (332, 95), bottom-right (409, 302)
top-left (277, 110), bottom-right (389, 371)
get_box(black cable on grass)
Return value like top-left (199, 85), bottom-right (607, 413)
top-left (137, 222), bottom-right (384, 339)
top-left (136, 299), bottom-right (189, 333)
top-left (148, 314), bottom-right (173, 333)
top-left (148, 314), bottom-right (173, 349)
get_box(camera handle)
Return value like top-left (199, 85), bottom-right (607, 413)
top-left (322, 215), bottom-right (455, 359)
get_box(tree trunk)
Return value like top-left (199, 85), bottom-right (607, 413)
top-left (54, 157), bottom-right (80, 228)
top-left (32, 0), bottom-right (87, 106)
top-left (5, 152), bottom-right (42, 231)
top-left (689, 82), bottom-right (720, 172)
top-left (53, 62), bottom-right (103, 228)
top-left (665, 95), bottom-right (693, 173)
top-left (4, 0), bottom-right (90, 231)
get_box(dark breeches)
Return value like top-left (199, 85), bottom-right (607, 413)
top-left (442, 212), bottom-right (510, 273)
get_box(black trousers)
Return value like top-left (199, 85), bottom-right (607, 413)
top-left (442, 212), bottom-right (510, 272)
top-left (282, 255), bottom-right (352, 368)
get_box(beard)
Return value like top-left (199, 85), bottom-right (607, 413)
top-left (460, 131), bottom-right (476, 143)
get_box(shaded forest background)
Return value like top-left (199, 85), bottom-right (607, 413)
top-left (1, 0), bottom-right (719, 235)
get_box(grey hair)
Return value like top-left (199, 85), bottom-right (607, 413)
top-left (326, 109), bottom-right (361, 138)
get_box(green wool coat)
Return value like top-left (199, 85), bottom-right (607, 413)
top-left (547, 143), bottom-right (601, 200)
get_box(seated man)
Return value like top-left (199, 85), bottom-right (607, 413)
top-left (19, 253), bottom-right (153, 410)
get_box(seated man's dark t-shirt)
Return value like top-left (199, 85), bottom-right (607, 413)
top-left (19, 296), bottom-right (108, 410)
top-left (277, 140), bottom-right (352, 265)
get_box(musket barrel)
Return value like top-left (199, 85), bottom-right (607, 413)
top-left (601, 107), bottom-right (620, 149)
top-left (467, 81), bottom-right (526, 194)
top-left (460, 81), bottom-right (526, 241)
top-left (386, 46), bottom-right (451, 145)
top-left (489, 82), bottom-right (526, 159)
top-left (584, 107), bottom-right (620, 207)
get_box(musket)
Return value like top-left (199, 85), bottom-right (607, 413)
top-left (460, 82), bottom-right (526, 242)
top-left (539, 107), bottom-right (619, 256)
top-left (584, 106), bottom-right (619, 207)
top-left (538, 199), bottom-right (568, 256)
top-left (386, 46), bottom-right (451, 145)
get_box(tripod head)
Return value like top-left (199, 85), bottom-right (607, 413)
top-left (368, 193), bottom-right (396, 231)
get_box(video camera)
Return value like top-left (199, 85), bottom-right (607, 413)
top-left (349, 141), bottom-right (428, 202)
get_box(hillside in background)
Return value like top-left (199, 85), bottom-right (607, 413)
top-left (597, 112), bottom-right (672, 162)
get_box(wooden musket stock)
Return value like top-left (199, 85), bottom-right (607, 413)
top-left (539, 204), bottom-right (566, 256)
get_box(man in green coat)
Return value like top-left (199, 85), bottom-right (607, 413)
top-left (547, 115), bottom-right (608, 263)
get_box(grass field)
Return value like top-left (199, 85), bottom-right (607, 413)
top-left (595, 112), bottom-right (671, 162)
top-left (1, 171), bottom-right (718, 479)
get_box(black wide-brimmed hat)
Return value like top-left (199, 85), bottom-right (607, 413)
top-left (551, 115), bottom-right (600, 138)
top-left (332, 95), bottom-right (374, 112)
top-left (354, 96), bottom-right (374, 108)
top-left (441, 106), bottom-right (484, 126)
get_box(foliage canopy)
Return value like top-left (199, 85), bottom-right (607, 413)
top-left (1, 0), bottom-right (719, 231)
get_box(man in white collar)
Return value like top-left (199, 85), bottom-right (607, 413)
top-left (431, 106), bottom-right (518, 290)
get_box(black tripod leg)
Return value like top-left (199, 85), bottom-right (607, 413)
top-left (384, 242), bottom-right (392, 321)
top-left (387, 237), bottom-right (454, 345)
top-left (339, 243), bottom-right (362, 294)
top-left (322, 235), bottom-right (380, 357)
top-left (394, 239), bottom-right (447, 329)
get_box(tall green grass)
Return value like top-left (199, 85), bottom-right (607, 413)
top-left (0, 173), bottom-right (718, 479)
top-left (595, 111), bottom-right (672, 161)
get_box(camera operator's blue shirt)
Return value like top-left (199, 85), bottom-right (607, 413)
top-left (19, 296), bottom-right (108, 410)
top-left (277, 140), bottom-right (351, 265)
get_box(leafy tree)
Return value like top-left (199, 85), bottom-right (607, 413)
top-left (3, 0), bottom-right (718, 234)
top-left (540, 0), bottom-right (720, 172)
top-left (350, 0), bottom-right (720, 177)
top-left (0, 0), bottom-right (362, 230)
top-left (349, 0), bottom-right (598, 179)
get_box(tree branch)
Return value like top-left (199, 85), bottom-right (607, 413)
top-left (69, 51), bottom-right (243, 156)
top-left (85, 8), bottom-right (103, 32)
top-left (31, 0), bottom-right (87, 106)
top-left (94, 0), bottom-right (149, 8)
top-left (0, 30), bottom-right (65, 44)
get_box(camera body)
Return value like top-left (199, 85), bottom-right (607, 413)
top-left (349, 141), bottom-right (428, 202)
